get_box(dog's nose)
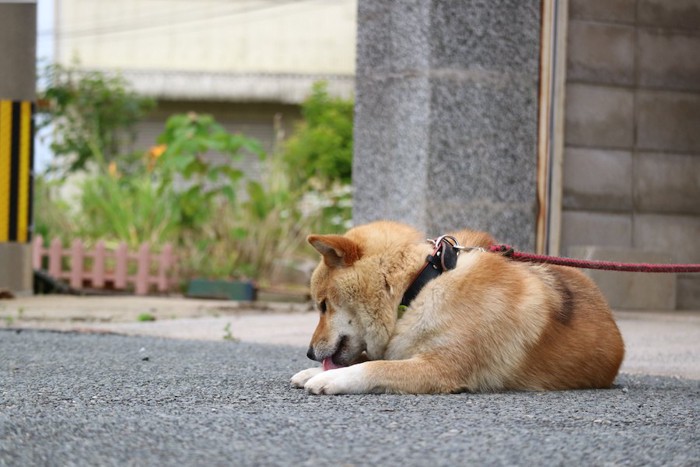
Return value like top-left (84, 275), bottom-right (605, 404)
top-left (306, 346), bottom-right (316, 361)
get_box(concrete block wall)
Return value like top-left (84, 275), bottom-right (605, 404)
top-left (562, 0), bottom-right (700, 309)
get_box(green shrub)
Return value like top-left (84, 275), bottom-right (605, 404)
top-left (34, 80), bottom-right (355, 286)
top-left (33, 175), bottom-right (77, 243)
top-left (282, 82), bottom-right (353, 188)
top-left (37, 63), bottom-right (155, 175)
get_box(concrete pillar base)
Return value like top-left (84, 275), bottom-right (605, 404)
top-left (0, 243), bottom-right (33, 296)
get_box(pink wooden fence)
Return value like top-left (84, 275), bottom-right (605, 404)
top-left (32, 235), bottom-right (176, 295)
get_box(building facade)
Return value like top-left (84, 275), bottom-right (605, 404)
top-left (51, 0), bottom-right (357, 153)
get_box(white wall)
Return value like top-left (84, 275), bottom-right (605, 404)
top-left (56, 0), bottom-right (356, 75)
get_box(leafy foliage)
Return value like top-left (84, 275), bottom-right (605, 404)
top-left (156, 112), bottom-right (264, 231)
top-left (282, 82), bottom-right (353, 187)
top-left (37, 63), bottom-right (154, 175)
top-left (33, 176), bottom-right (77, 243)
top-left (35, 80), bottom-right (355, 285)
top-left (77, 170), bottom-right (178, 248)
top-left (75, 112), bottom-right (264, 248)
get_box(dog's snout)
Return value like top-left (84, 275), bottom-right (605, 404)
top-left (306, 346), bottom-right (316, 361)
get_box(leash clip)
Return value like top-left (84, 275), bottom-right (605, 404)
top-left (427, 235), bottom-right (462, 251)
top-left (427, 236), bottom-right (463, 271)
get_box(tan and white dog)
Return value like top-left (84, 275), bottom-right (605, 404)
top-left (291, 221), bottom-right (625, 395)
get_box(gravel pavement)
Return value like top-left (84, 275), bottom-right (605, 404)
top-left (1, 329), bottom-right (698, 466)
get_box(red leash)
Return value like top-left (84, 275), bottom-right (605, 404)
top-left (489, 245), bottom-right (700, 273)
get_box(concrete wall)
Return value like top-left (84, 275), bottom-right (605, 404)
top-left (50, 0), bottom-right (356, 173)
top-left (52, 1), bottom-right (357, 104)
top-left (56, 0), bottom-right (357, 76)
top-left (561, 0), bottom-right (700, 309)
top-left (353, 0), bottom-right (541, 249)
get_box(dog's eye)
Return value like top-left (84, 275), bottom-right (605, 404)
top-left (319, 300), bottom-right (328, 314)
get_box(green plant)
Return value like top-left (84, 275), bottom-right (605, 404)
top-left (77, 170), bottom-right (179, 248)
top-left (33, 175), bottom-right (78, 243)
top-left (156, 112), bottom-right (265, 231)
top-left (61, 112), bottom-right (264, 255)
top-left (179, 101), bottom-right (354, 282)
top-left (37, 63), bottom-right (155, 175)
top-left (230, 154), bottom-right (317, 281)
top-left (33, 80), bottom-right (354, 287)
top-left (282, 81), bottom-right (353, 188)
top-left (223, 322), bottom-right (238, 341)
top-left (137, 312), bottom-right (156, 322)
top-left (153, 113), bottom-right (266, 279)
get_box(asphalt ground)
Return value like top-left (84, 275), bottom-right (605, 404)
top-left (1, 329), bottom-right (699, 466)
top-left (2, 296), bottom-right (700, 379)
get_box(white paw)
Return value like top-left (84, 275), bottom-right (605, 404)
top-left (304, 365), bottom-right (367, 395)
top-left (290, 367), bottom-right (323, 388)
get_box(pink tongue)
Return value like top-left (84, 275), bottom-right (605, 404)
top-left (322, 357), bottom-right (343, 371)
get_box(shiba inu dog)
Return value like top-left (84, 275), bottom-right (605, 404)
top-left (291, 221), bottom-right (625, 395)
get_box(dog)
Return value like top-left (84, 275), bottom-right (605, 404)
top-left (291, 221), bottom-right (624, 394)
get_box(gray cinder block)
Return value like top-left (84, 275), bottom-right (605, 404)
top-left (567, 21), bottom-right (635, 86)
top-left (569, 0), bottom-right (636, 23)
top-left (638, 0), bottom-right (700, 30)
top-left (561, 211), bottom-right (633, 249)
top-left (562, 147), bottom-right (632, 211)
top-left (634, 152), bottom-right (700, 216)
top-left (636, 90), bottom-right (700, 153)
top-left (565, 84), bottom-right (634, 148)
top-left (639, 30), bottom-right (700, 92)
top-left (568, 246), bottom-right (677, 310)
top-left (633, 214), bottom-right (700, 264)
top-left (677, 274), bottom-right (700, 310)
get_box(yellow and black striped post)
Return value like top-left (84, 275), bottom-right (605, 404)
top-left (0, 0), bottom-right (37, 295)
top-left (0, 100), bottom-right (34, 244)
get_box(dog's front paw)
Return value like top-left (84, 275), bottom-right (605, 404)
top-left (304, 365), bottom-right (367, 395)
top-left (290, 367), bottom-right (323, 388)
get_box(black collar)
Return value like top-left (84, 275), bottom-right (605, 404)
top-left (400, 236), bottom-right (462, 308)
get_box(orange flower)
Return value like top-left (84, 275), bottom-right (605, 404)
top-left (149, 144), bottom-right (167, 159)
top-left (108, 161), bottom-right (119, 178)
top-left (146, 144), bottom-right (167, 171)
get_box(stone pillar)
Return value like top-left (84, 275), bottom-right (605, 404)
top-left (353, 0), bottom-right (541, 249)
top-left (0, 1), bottom-right (36, 296)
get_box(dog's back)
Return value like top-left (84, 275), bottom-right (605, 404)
top-left (512, 264), bottom-right (625, 390)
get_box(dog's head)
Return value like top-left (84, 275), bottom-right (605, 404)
top-left (304, 222), bottom-right (423, 369)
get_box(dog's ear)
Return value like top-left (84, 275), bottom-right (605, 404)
top-left (307, 235), bottom-right (362, 268)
